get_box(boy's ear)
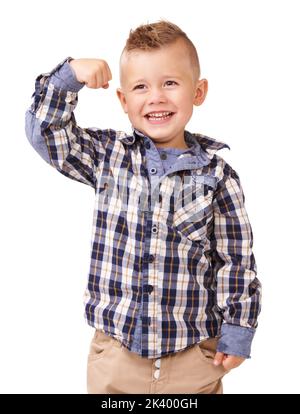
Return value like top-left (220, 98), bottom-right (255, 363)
top-left (193, 79), bottom-right (208, 106)
top-left (116, 88), bottom-right (128, 114)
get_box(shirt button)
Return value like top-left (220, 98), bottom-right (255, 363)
top-left (143, 284), bottom-right (153, 294)
top-left (154, 369), bottom-right (160, 379)
top-left (155, 359), bottom-right (161, 368)
top-left (148, 254), bottom-right (155, 263)
top-left (150, 167), bottom-right (157, 174)
top-left (160, 152), bottom-right (167, 160)
top-left (140, 316), bottom-right (151, 326)
top-left (151, 225), bottom-right (158, 234)
top-left (145, 142), bottom-right (151, 150)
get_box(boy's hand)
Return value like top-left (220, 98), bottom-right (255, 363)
top-left (69, 58), bottom-right (112, 89)
top-left (213, 352), bottom-right (246, 371)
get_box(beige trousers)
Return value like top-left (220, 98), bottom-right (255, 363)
top-left (87, 329), bottom-right (228, 394)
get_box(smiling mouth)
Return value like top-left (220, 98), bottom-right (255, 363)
top-left (144, 111), bottom-right (175, 123)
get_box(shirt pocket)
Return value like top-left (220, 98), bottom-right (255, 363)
top-left (173, 174), bottom-right (216, 241)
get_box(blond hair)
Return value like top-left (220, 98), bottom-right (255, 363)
top-left (120, 20), bottom-right (200, 81)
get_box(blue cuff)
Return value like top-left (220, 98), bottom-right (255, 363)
top-left (216, 323), bottom-right (256, 359)
top-left (50, 60), bottom-right (85, 92)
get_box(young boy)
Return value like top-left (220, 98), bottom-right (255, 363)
top-left (25, 20), bottom-right (262, 394)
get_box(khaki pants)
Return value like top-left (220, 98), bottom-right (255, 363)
top-left (87, 329), bottom-right (228, 394)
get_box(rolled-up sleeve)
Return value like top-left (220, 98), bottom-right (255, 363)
top-left (25, 57), bottom-right (108, 189)
top-left (210, 167), bottom-right (262, 357)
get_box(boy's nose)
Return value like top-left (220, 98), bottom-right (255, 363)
top-left (148, 89), bottom-right (167, 104)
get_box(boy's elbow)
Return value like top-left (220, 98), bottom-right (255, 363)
top-left (25, 109), bottom-right (34, 145)
top-left (25, 109), bottom-right (51, 164)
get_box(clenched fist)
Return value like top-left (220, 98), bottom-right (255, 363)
top-left (69, 58), bottom-right (112, 89)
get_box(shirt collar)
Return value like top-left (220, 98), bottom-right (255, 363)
top-left (116, 126), bottom-right (230, 160)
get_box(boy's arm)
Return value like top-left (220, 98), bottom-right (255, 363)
top-left (211, 166), bottom-right (262, 359)
top-left (25, 57), bottom-right (111, 188)
top-left (25, 58), bottom-right (84, 164)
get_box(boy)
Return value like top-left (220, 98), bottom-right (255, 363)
top-left (25, 20), bottom-right (262, 394)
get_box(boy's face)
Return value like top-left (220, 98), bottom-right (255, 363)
top-left (117, 39), bottom-right (208, 149)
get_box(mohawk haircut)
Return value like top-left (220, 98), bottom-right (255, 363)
top-left (120, 20), bottom-right (200, 81)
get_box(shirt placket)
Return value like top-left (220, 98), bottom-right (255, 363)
top-left (131, 132), bottom-right (211, 358)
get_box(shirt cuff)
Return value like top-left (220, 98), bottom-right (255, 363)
top-left (50, 59), bottom-right (85, 92)
top-left (216, 323), bottom-right (256, 359)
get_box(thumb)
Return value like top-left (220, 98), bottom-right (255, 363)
top-left (214, 351), bottom-right (225, 366)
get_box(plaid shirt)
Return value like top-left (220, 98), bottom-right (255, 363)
top-left (25, 57), bottom-right (261, 359)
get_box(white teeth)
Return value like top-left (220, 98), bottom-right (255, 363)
top-left (147, 111), bottom-right (172, 118)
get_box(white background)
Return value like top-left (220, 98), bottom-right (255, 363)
top-left (1, 0), bottom-right (299, 394)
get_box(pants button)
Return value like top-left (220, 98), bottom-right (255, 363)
top-left (153, 369), bottom-right (160, 379)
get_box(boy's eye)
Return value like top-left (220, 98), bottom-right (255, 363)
top-left (133, 81), bottom-right (178, 90)
top-left (165, 80), bottom-right (177, 86)
top-left (133, 84), bottom-right (145, 90)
